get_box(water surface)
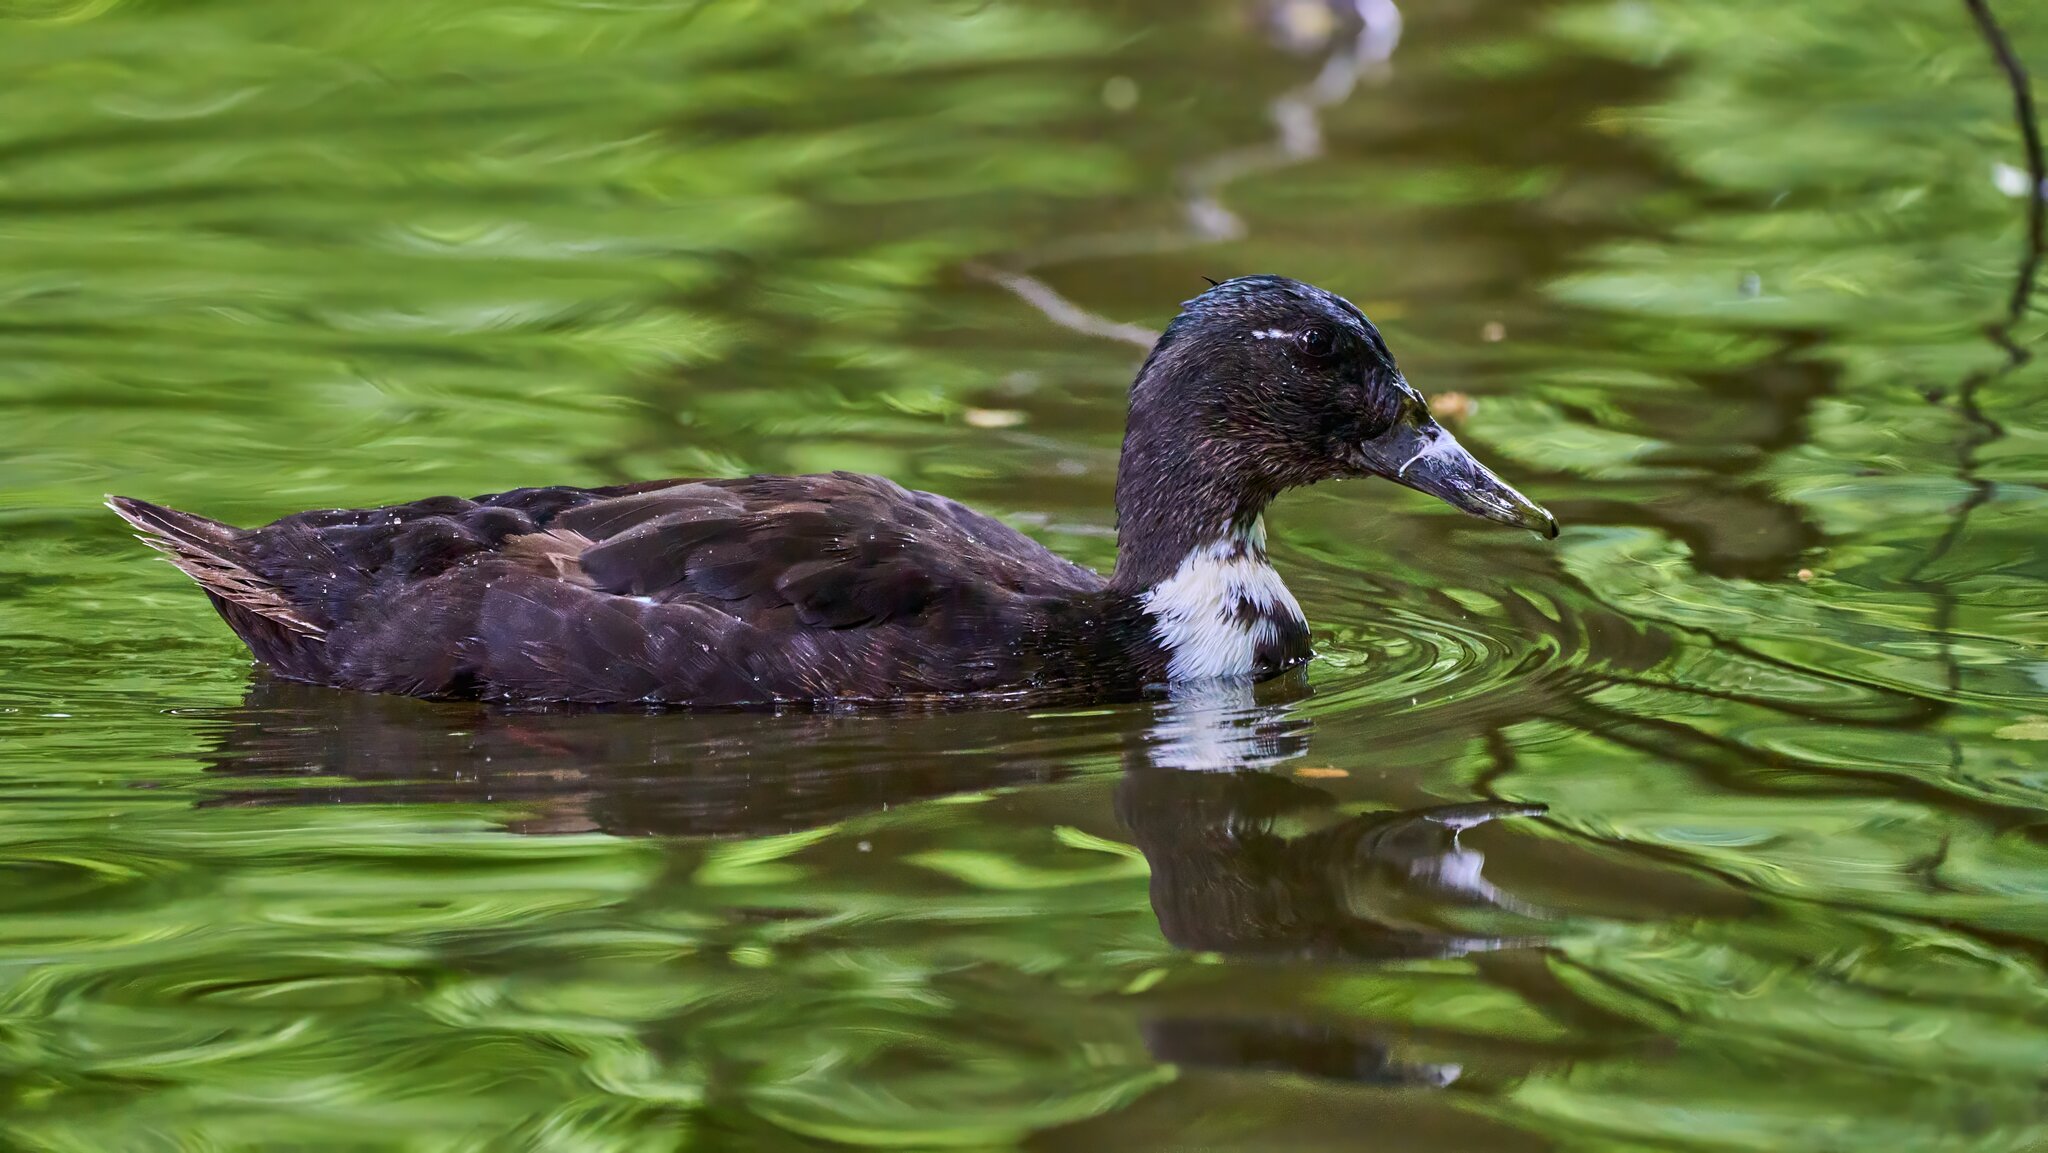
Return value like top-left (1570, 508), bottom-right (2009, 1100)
top-left (3, 0), bottom-right (2047, 1149)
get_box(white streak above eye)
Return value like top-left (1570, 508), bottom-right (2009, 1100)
top-left (1251, 328), bottom-right (1292, 341)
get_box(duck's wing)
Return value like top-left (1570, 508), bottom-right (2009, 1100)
top-left (539, 472), bottom-right (1104, 628)
top-left (124, 472), bottom-right (1108, 703)
top-left (449, 472), bottom-right (1111, 701)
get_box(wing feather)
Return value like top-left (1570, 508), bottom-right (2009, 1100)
top-left (560, 473), bottom-right (1100, 630)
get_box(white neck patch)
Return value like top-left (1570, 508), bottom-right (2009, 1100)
top-left (1139, 518), bottom-right (1306, 681)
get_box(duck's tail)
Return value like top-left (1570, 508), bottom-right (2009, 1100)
top-left (106, 496), bottom-right (327, 640)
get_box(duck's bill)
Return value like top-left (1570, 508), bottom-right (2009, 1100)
top-left (1358, 415), bottom-right (1558, 539)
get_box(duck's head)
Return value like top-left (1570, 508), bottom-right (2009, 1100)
top-left (1113, 275), bottom-right (1555, 585)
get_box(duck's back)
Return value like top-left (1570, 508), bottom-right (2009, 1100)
top-left (112, 473), bottom-right (1137, 705)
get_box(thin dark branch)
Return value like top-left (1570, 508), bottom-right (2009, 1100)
top-left (1915, 0), bottom-right (2046, 582)
top-left (1901, 0), bottom-right (2045, 770)
top-left (1963, 0), bottom-right (2045, 360)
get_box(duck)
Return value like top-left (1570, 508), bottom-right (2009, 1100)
top-left (109, 275), bottom-right (1556, 707)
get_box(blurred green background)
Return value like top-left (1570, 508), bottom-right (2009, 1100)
top-left (2, 0), bottom-right (2047, 1149)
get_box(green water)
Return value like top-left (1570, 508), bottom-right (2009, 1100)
top-left (3, 0), bottom-right (2047, 1148)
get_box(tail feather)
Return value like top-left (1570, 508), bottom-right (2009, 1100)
top-left (106, 496), bottom-right (327, 640)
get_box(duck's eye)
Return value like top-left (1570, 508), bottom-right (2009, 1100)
top-left (1299, 327), bottom-right (1335, 358)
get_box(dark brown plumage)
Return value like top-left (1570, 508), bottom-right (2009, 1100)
top-left (111, 474), bottom-right (1147, 704)
top-left (110, 276), bottom-right (1556, 707)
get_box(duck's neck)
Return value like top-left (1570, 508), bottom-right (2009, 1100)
top-left (1109, 406), bottom-right (1276, 591)
top-left (1108, 413), bottom-right (1308, 681)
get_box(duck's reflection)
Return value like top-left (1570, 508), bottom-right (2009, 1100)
top-left (199, 675), bottom-right (1546, 1088)
top-left (1127, 681), bottom-right (1539, 962)
top-left (200, 679), bottom-right (1088, 837)
top-left (1122, 682), bottom-right (1541, 1087)
top-left (1122, 769), bottom-right (1539, 962)
top-left (1141, 1016), bottom-right (1461, 1088)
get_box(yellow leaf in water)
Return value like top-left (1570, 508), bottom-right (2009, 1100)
top-left (1294, 767), bottom-right (1349, 779)
top-left (1994, 717), bottom-right (2048, 741)
top-left (963, 408), bottom-right (1026, 429)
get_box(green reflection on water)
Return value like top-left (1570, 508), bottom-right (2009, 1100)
top-left (2, 0), bottom-right (2047, 1149)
